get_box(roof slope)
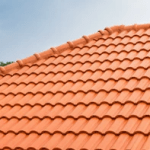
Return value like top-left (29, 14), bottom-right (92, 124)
top-left (1, 23), bottom-right (150, 149)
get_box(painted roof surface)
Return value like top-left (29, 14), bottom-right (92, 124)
top-left (1, 24), bottom-right (150, 149)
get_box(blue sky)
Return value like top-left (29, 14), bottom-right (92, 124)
top-left (1, 0), bottom-right (150, 62)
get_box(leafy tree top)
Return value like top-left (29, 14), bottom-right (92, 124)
top-left (0, 61), bottom-right (13, 66)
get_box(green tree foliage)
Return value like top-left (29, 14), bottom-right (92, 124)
top-left (0, 61), bottom-right (13, 66)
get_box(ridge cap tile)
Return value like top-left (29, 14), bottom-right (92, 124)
top-left (1, 23), bottom-right (150, 75)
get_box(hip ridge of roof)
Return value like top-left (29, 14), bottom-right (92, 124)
top-left (1, 23), bottom-right (150, 75)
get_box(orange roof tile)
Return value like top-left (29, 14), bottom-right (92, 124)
top-left (1, 23), bottom-right (150, 149)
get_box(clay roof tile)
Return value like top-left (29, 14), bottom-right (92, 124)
top-left (1, 23), bottom-right (150, 149)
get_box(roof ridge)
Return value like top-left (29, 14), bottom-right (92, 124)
top-left (1, 23), bottom-right (150, 75)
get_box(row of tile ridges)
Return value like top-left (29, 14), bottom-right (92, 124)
top-left (3, 47), bottom-right (150, 69)
top-left (0, 61), bottom-right (150, 81)
top-left (1, 75), bottom-right (150, 86)
top-left (1, 80), bottom-right (150, 96)
top-left (0, 97), bottom-right (150, 106)
top-left (0, 62), bottom-right (150, 85)
top-left (0, 120), bottom-right (148, 150)
top-left (0, 132), bottom-right (149, 150)
top-left (0, 127), bottom-right (150, 136)
top-left (0, 102), bottom-right (149, 119)
top-left (0, 89), bottom-right (150, 106)
top-left (1, 51), bottom-right (150, 78)
top-left (0, 113), bottom-right (150, 120)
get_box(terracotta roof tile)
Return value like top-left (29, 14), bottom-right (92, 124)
top-left (1, 23), bottom-right (150, 149)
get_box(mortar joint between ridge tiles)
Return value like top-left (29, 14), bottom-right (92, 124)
top-left (133, 24), bottom-right (138, 31)
top-left (16, 60), bottom-right (24, 68)
top-left (104, 27), bottom-right (113, 34)
top-left (51, 47), bottom-right (60, 55)
top-left (67, 41), bottom-right (75, 49)
top-left (0, 66), bottom-right (6, 74)
top-left (82, 35), bottom-right (90, 43)
top-left (34, 53), bottom-right (41, 60)
top-left (98, 30), bottom-right (105, 35)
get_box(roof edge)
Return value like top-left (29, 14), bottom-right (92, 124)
top-left (1, 23), bottom-right (150, 75)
